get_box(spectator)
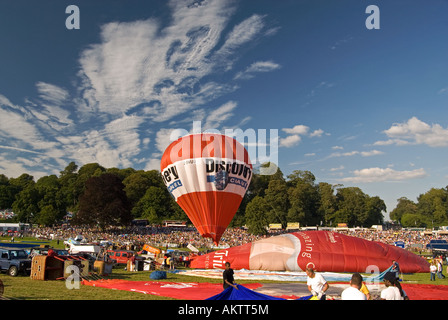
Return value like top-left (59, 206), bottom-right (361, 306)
top-left (430, 262), bottom-right (437, 281)
top-left (380, 272), bottom-right (408, 300)
top-left (341, 273), bottom-right (367, 300)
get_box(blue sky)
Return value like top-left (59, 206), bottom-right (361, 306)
top-left (0, 0), bottom-right (447, 218)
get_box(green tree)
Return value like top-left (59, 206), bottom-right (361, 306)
top-left (417, 188), bottom-right (448, 226)
top-left (34, 175), bottom-right (67, 226)
top-left (332, 187), bottom-right (367, 227)
top-left (123, 170), bottom-right (165, 207)
top-left (390, 197), bottom-right (418, 223)
top-left (58, 162), bottom-right (79, 211)
top-left (363, 196), bottom-right (386, 227)
top-left (75, 173), bottom-right (132, 228)
top-left (245, 196), bottom-right (269, 235)
top-left (287, 170), bottom-right (320, 226)
top-left (317, 182), bottom-right (338, 225)
top-left (133, 186), bottom-right (172, 222)
top-left (12, 185), bottom-right (39, 223)
top-left (401, 213), bottom-right (427, 228)
top-left (0, 174), bottom-right (21, 210)
top-left (71, 163), bottom-right (106, 210)
top-left (264, 179), bottom-right (289, 228)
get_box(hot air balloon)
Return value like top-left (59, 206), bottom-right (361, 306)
top-left (190, 231), bottom-right (430, 274)
top-left (160, 133), bottom-right (252, 244)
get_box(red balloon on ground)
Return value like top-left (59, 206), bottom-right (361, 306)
top-left (190, 231), bottom-right (430, 274)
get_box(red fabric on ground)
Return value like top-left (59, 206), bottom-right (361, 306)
top-left (82, 279), bottom-right (262, 300)
top-left (401, 283), bottom-right (448, 300)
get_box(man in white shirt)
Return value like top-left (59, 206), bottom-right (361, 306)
top-left (306, 268), bottom-right (329, 300)
top-left (341, 273), bottom-right (367, 300)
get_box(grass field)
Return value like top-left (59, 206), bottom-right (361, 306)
top-left (1, 236), bottom-right (447, 300)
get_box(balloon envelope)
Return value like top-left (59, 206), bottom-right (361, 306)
top-left (160, 133), bottom-right (252, 244)
top-left (190, 231), bottom-right (430, 274)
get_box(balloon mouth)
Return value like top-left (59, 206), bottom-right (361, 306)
top-left (202, 232), bottom-right (221, 245)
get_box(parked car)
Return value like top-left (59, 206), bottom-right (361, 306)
top-left (29, 247), bottom-right (69, 257)
top-left (106, 250), bottom-right (134, 264)
top-left (0, 248), bottom-right (32, 276)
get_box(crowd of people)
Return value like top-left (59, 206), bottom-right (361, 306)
top-left (25, 224), bottom-right (448, 255)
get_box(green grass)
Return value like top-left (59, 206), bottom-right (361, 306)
top-left (1, 266), bottom-right (264, 300)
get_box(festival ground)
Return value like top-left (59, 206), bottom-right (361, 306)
top-left (81, 269), bottom-right (448, 300)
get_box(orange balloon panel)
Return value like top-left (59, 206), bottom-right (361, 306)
top-left (161, 133), bottom-right (252, 244)
top-left (177, 191), bottom-right (243, 243)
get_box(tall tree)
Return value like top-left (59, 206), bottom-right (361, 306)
top-left (317, 182), bottom-right (338, 225)
top-left (390, 197), bottom-right (418, 224)
top-left (34, 175), bottom-right (67, 226)
top-left (132, 186), bottom-right (172, 222)
top-left (12, 185), bottom-right (39, 223)
top-left (245, 196), bottom-right (269, 235)
top-left (75, 173), bottom-right (132, 229)
top-left (0, 174), bottom-right (20, 210)
top-left (332, 187), bottom-right (368, 227)
top-left (363, 196), bottom-right (386, 227)
top-left (287, 170), bottom-right (321, 226)
top-left (58, 162), bottom-right (79, 211)
top-left (264, 179), bottom-right (289, 228)
top-left (123, 170), bottom-right (164, 207)
top-left (417, 188), bottom-right (448, 226)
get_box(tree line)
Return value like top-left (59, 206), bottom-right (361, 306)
top-left (390, 187), bottom-right (448, 229)
top-left (0, 161), bottom-right (446, 234)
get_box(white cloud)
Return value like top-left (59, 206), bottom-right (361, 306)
top-left (330, 165), bottom-right (345, 172)
top-left (309, 129), bottom-right (325, 138)
top-left (280, 125), bottom-right (328, 148)
top-left (438, 87), bottom-right (448, 94)
top-left (214, 14), bottom-right (266, 70)
top-left (375, 117), bottom-right (448, 147)
top-left (282, 125), bottom-right (309, 135)
top-left (234, 60), bottom-right (281, 80)
top-left (0, 0), bottom-right (280, 177)
top-left (280, 135), bottom-right (301, 148)
top-left (329, 149), bottom-right (384, 158)
top-left (341, 167), bottom-right (427, 183)
top-left (203, 101), bottom-right (238, 130)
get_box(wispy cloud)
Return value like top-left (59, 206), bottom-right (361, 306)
top-left (0, 0), bottom-right (279, 178)
top-left (234, 60), bottom-right (281, 80)
top-left (329, 149), bottom-right (384, 158)
top-left (280, 124), bottom-right (327, 148)
top-left (340, 167), bottom-right (427, 183)
top-left (374, 117), bottom-right (448, 147)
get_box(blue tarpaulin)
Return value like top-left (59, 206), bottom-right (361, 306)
top-left (365, 266), bottom-right (394, 282)
top-left (206, 284), bottom-right (286, 300)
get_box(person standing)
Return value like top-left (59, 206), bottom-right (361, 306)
top-left (430, 262), bottom-right (437, 281)
top-left (306, 268), bottom-right (329, 300)
top-left (341, 273), bottom-right (367, 300)
top-left (437, 259), bottom-right (445, 279)
top-left (391, 260), bottom-right (400, 280)
top-left (223, 262), bottom-right (238, 290)
top-left (380, 272), bottom-right (408, 300)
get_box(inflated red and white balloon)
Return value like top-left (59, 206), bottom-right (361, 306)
top-left (190, 231), bottom-right (430, 273)
top-left (160, 133), bottom-right (252, 244)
